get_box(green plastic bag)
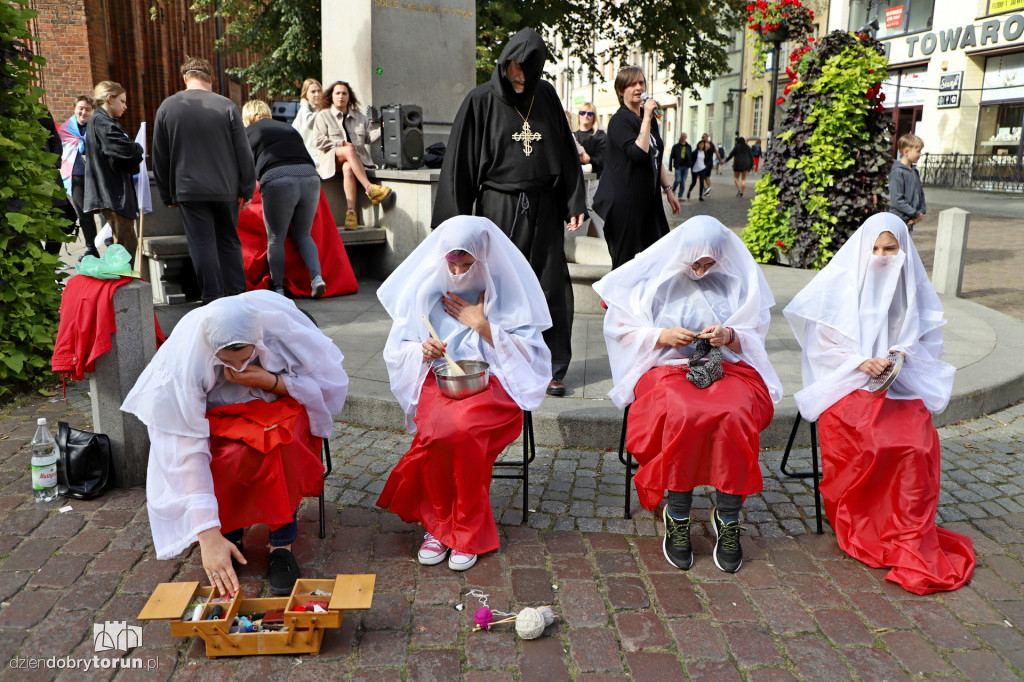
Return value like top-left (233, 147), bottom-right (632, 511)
top-left (75, 244), bottom-right (133, 279)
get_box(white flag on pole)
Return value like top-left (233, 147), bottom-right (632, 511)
top-left (134, 122), bottom-right (152, 215)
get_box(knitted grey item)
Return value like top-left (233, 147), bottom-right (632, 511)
top-left (686, 338), bottom-right (723, 389)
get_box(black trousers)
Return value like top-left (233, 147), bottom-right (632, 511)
top-left (70, 175), bottom-right (97, 252)
top-left (478, 188), bottom-right (572, 381)
top-left (178, 200), bottom-right (246, 304)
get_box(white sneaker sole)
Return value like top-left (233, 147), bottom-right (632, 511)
top-left (448, 554), bottom-right (477, 571)
top-left (418, 550), bottom-right (448, 566)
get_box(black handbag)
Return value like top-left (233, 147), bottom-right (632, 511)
top-left (55, 422), bottom-right (112, 500)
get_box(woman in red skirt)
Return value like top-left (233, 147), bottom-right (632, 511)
top-left (784, 213), bottom-right (975, 594)
top-left (594, 216), bottom-right (782, 573)
top-left (122, 291), bottom-right (348, 597)
top-left (376, 216), bottom-right (552, 571)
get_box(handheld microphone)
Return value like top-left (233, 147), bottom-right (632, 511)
top-left (640, 93), bottom-right (662, 119)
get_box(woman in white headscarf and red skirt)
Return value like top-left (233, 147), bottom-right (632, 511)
top-left (121, 291), bottom-right (348, 598)
top-left (594, 216), bottom-right (783, 574)
top-left (784, 213), bottom-right (974, 595)
top-left (376, 216), bottom-right (552, 572)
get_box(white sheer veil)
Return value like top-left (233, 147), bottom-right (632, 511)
top-left (377, 215), bottom-right (552, 431)
top-left (593, 215), bottom-right (782, 409)
top-left (783, 213), bottom-right (953, 421)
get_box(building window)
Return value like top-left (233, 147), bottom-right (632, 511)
top-left (975, 103), bottom-right (1024, 155)
top-left (690, 105), bottom-right (699, 140)
top-left (849, 0), bottom-right (934, 39)
top-left (752, 96), bottom-right (763, 137)
top-left (705, 103), bottom-right (715, 138)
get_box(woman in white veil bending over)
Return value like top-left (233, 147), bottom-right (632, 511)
top-left (376, 216), bottom-right (551, 572)
top-left (784, 213), bottom-right (974, 595)
top-left (594, 216), bottom-right (782, 574)
top-left (122, 291), bottom-right (348, 598)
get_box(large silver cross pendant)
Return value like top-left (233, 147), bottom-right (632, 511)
top-left (512, 121), bottom-right (542, 156)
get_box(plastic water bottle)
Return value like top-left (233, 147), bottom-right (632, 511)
top-left (30, 418), bottom-right (59, 502)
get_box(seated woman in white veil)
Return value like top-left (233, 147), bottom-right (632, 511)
top-left (121, 291), bottom-right (348, 598)
top-left (376, 216), bottom-right (551, 572)
top-left (784, 213), bottom-right (974, 595)
top-left (594, 216), bottom-right (782, 574)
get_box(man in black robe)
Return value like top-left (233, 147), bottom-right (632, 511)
top-left (431, 28), bottom-right (587, 397)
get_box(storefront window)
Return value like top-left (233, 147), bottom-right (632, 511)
top-left (974, 103), bottom-right (1024, 155)
top-left (849, 0), bottom-right (935, 39)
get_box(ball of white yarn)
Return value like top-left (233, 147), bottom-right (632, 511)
top-left (515, 607), bottom-right (546, 639)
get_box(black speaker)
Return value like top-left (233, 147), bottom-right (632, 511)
top-left (382, 104), bottom-right (424, 169)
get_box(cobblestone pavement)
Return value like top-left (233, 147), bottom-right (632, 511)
top-left (1, 380), bottom-right (1023, 681)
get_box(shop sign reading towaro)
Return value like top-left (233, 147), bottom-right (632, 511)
top-left (900, 14), bottom-right (1024, 60)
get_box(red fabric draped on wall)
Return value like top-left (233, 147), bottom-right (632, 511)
top-left (818, 390), bottom-right (975, 595)
top-left (237, 185), bottom-right (358, 298)
top-left (627, 362), bottom-right (774, 509)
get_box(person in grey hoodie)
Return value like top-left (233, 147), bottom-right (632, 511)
top-left (153, 56), bottom-right (256, 304)
top-left (888, 133), bottom-right (926, 233)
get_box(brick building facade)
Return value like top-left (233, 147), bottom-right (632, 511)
top-left (28, 0), bottom-right (253, 141)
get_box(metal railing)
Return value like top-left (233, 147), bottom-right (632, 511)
top-left (918, 153), bottom-right (1024, 193)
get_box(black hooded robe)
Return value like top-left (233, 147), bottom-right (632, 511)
top-left (431, 28), bottom-right (587, 382)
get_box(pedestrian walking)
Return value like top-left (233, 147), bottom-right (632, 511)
top-left (431, 27), bottom-right (587, 398)
top-left (593, 65), bottom-right (680, 270)
top-left (83, 81), bottom-right (144, 266)
top-left (669, 133), bottom-right (692, 199)
top-left (153, 56), bottom-right (256, 304)
top-left (686, 140), bottom-right (709, 201)
top-left (725, 137), bottom-right (753, 197)
top-left (751, 138), bottom-right (762, 172)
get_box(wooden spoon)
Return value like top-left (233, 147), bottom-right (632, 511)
top-left (421, 315), bottom-right (465, 376)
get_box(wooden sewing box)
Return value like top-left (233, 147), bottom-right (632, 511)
top-left (137, 575), bottom-right (375, 657)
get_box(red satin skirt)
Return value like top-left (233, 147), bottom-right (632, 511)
top-left (237, 184), bottom-right (358, 297)
top-left (376, 376), bottom-right (522, 554)
top-left (207, 397), bottom-right (325, 535)
top-left (628, 362), bottom-right (774, 510)
top-left (818, 390), bottom-right (975, 595)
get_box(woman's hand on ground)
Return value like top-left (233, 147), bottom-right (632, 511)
top-left (198, 528), bottom-right (246, 599)
top-left (443, 291), bottom-right (487, 332)
top-left (422, 337), bottom-right (447, 361)
top-left (857, 356), bottom-right (891, 377)
top-left (658, 326), bottom-right (697, 348)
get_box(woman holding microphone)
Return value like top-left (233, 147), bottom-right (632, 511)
top-left (593, 66), bottom-right (680, 270)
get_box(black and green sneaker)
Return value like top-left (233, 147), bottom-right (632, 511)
top-left (711, 506), bottom-right (744, 573)
top-left (662, 507), bottom-right (693, 570)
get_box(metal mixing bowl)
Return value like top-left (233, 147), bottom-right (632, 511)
top-left (434, 360), bottom-right (489, 399)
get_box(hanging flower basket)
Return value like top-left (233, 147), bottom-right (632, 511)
top-left (761, 23), bottom-right (790, 43)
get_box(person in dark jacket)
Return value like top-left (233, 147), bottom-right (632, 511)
top-left (751, 139), bottom-right (762, 172)
top-left (58, 96), bottom-right (98, 259)
top-left (593, 66), bottom-right (680, 271)
top-left (725, 137), bottom-right (754, 197)
top-left (668, 133), bottom-right (692, 199)
top-left (242, 100), bottom-right (325, 297)
top-left (574, 102), bottom-right (607, 237)
top-left (83, 81), bottom-right (143, 265)
top-left (153, 56), bottom-right (257, 304)
top-left (888, 133), bottom-right (926, 234)
top-left (40, 111), bottom-right (73, 257)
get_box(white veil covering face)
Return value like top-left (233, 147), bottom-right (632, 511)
top-left (377, 215), bottom-right (552, 432)
top-left (593, 216), bottom-right (783, 409)
top-left (783, 213), bottom-right (954, 422)
top-left (121, 290), bottom-right (348, 559)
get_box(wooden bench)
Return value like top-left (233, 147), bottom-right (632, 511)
top-left (142, 227), bottom-right (387, 305)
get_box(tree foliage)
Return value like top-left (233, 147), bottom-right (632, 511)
top-left (155, 0), bottom-right (320, 98)
top-left (476, 0), bottom-right (748, 94)
top-left (742, 30), bottom-right (893, 269)
top-left (0, 2), bottom-right (68, 397)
